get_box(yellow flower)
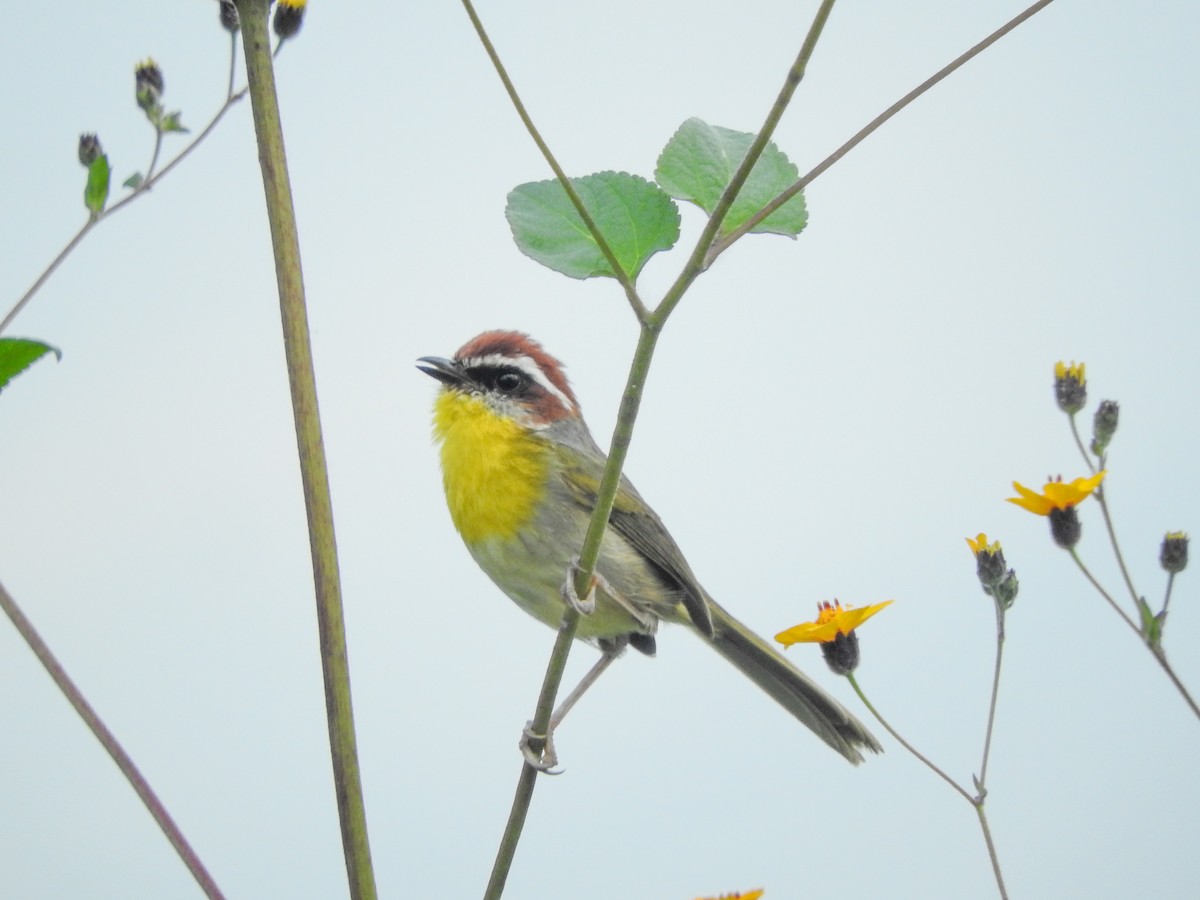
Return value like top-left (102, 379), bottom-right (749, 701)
top-left (694, 892), bottom-right (764, 900)
top-left (966, 533), bottom-right (1002, 556)
top-left (775, 600), bottom-right (892, 647)
top-left (1054, 360), bottom-right (1085, 383)
top-left (1007, 471), bottom-right (1105, 516)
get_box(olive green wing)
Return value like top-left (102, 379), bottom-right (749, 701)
top-left (555, 447), bottom-right (715, 638)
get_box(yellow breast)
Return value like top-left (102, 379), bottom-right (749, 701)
top-left (432, 391), bottom-right (551, 543)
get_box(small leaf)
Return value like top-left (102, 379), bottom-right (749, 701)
top-left (0, 338), bottom-right (61, 393)
top-left (506, 171), bottom-right (680, 281)
top-left (161, 111), bottom-right (189, 134)
top-left (84, 154), bottom-right (111, 215)
top-left (655, 117), bottom-right (807, 238)
top-left (123, 172), bottom-right (144, 190)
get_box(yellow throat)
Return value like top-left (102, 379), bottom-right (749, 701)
top-left (432, 390), bottom-right (551, 543)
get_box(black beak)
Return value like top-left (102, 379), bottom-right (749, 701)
top-left (416, 355), bottom-right (468, 388)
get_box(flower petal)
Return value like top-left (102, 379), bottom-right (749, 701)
top-left (1007, 481), bottom-right (1054, 516)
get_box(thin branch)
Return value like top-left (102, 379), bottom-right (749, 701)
top-left (974, 804), bottom-right (1010, 900)
top-left (484, 608), bottom-right (580, 900)
top-left (1068, 550), bottom-right (1200, 720)
top-left (1067, 549), bottom-right (1140, 635)
top-left (977, 602), bottom-right (1006, 789)
top-left (237, 2), bottom-right (376, 896)
top-left (1162, 571), bottom-right (1176, 620)
top-left (688, 0), bottom-right (838, 278)
top-left (1, 39), bottom-right (248, 336)
top-left (710, 0), bottom-right (1058, 260)
top-left (847, 674), bottom-right (972, 802)
top-left (457, 0), bottom-right (647, 320)
top-left (0, 579), bottom-right (226, 899)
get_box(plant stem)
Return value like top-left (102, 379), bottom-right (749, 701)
top-left (471, 5), bottom-right (842, 895)
top-left (237, 2), bottom-right (376, 897)
top-left (1162, 571), bottom-right (1176, 620)
top-left (0, 579), bottom-right (226, 899)
top-left (1, 40), bottom-right (248, 337)
top-left (695, 0), bottom-right (837, 272)
top-left (1067, 414), bottom-right (1095, 474)
top-left (974, 803), bottom-right (1010, 900)
top-left (1069, 550), bottom-right (1200, 719)
top-left (849, 672), bottom-right (1009, 898)
top-left (457, 0), bottom-right (646, 320)
top-left (710, 0), bottom-right (1058, 259)
top-left (977, 602), bottom-right (1006, 791)
top-left (1067, 549), bottom-right (1139, 635)
top-left (145, 126), bottom-right (165, 184)
top-left (483, 608), bottom-right (580, 900)
top-left (846, 673), bottom-right (973, 804)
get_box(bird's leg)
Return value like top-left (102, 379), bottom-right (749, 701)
top-left (519, 646), bottom-right (622, 773)
top-left (560, 557), bottom-right (612, 616)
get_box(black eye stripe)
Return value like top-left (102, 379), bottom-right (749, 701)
top-left (466, 365), bottom-right (528, 394)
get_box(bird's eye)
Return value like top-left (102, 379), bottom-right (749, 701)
top-left (496, 371), bottom-right (523, 393)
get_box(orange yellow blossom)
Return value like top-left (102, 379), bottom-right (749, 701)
top-left (775, 600), bottom-right (893, 647)
top-left (966, 533), bottom-right (1002, 556)
top-left (1007, 471), bottom-right (1105, 516)
top-left (694, 892), bottom-right (764, 900)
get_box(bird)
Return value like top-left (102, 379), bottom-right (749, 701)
top-left (418, 330), bottom-right (880, 766)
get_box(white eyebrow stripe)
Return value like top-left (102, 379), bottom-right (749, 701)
top-left (463, 353), bottom-right (576, 412)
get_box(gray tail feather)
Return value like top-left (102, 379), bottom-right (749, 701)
top-left (705, 602), bottom-right (882, 764)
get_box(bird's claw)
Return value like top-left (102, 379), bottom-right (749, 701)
top-left (561, 558), bottom-right (606, 616)
top-left (520, 722), bottom-right (563, 774)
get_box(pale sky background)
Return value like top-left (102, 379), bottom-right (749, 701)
top-left (1, 1), bottom-right (1197, 898)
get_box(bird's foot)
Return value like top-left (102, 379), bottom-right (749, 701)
top-left (561, 558), bottom-right (608, 616)
top-left (519, 722), bottom-right (563, 774)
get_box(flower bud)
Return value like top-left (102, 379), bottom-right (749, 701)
top-left (135, 58), bottom-right (164, 112)
top-left (1054, 361), bottom-right (1087, 415)
top-left (1091, 399), bottom-right (1119, 456)
top-left (78, 133), bottom-right (103, 167)
top-left (1160, 531), bottom-right (1189, 574)
top-left (819, 630), bottom-right (859, 676)
top-left (219, 0), bottom-right (239, 33)
top-left (991, 569), bottom-right (1019, 610)
top-left (273, 0), bottom-right (306, 39)
top-left (1049, 506), bottom-right (1082, 549)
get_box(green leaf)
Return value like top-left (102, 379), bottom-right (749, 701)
top-left (123, 172), bottom-right (144, 190)
top-left (161, 111), bottom-right (189, 134)
top-left (84, 154), bottom-right (111, 215)
top-left (506, 171), bottom-right (680, 281)
top-left (0, 338), bottom-right (61, 393)
top-left (655, 117), bottom-right (807, 238)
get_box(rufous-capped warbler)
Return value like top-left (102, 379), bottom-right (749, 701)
top-left (418, 330), bottom-right (879, 764)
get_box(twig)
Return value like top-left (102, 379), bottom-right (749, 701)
top-left (709, 0), bottom-right (1058, 260)
top-left (237, 2), bottom-right (377, 896)
top-left (0, 579), bottom-right (226, 899)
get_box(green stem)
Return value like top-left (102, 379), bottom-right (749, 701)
top-left (1162, 571), bottom-right (1176, 620)
top-left (483, 608), bottom-right (580, 900)
top-left (691, 0), bottom-right (837, 273)
top-left (1067, 549), bottom-right (1139, 636)
top-left (651, 0), bottom-right (839, 328)
top-left (846, 673), bottom-right (973, 804)
top-left (977, 602), bottom-right (1006, 790)
top-left (848, 672), bottom-right (1009, 899)
top-left (1068, 550), bottom-right (1200, 720)
top-left (473, 5), bottom-right (842, 894)
top-left (237, 3), bottom-right (376, 897)
top-left (457, 0), bottom-right (646, 320)
top-left (0, 579), bottom-right (226, 899)
top-left (145, 125), bottom-right (165, 184)
top-left (974, 803), bottom-right (1010, 900)
top-left (1067, 414), bottom-right (1095, 474)
top-left (709, 0), bottom-right (1057, 260)
top-left (1, 40), bottom-right (248, 337)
